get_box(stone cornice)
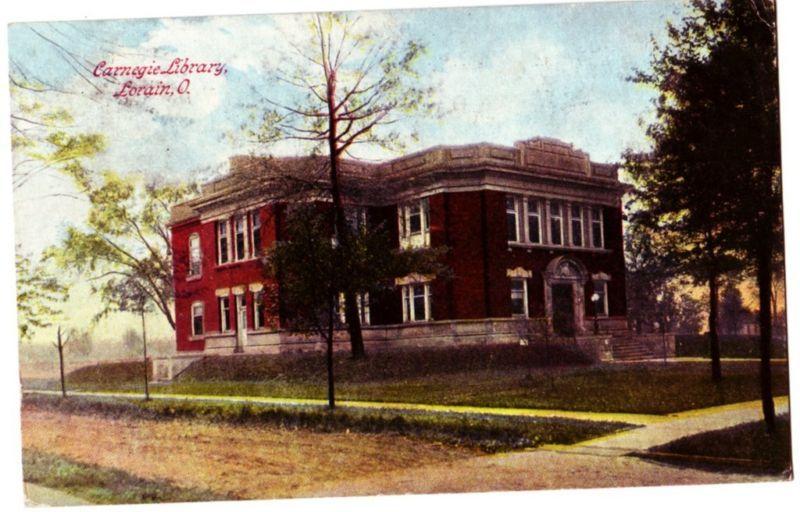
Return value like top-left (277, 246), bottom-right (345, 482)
top-left (170, 137), bottom-right (624, 225)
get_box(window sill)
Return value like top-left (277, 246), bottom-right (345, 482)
top-left (186, 274), bottom-right (202, 282)
top-left (507, 242), bottom-right (610, 252)
top-left (216, 257), bottom-right (260, 269)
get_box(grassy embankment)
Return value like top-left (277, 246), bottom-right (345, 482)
top-left (23, 393), bottom-right (629, 453)
top-left (23, 449), bottom-right (229, 504)
top-left (54, 344), bottom-right (790, 415)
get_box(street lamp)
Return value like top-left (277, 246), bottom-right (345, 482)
top-left (591, 292), bottom-right (600, 335)
top-left (656, 292), bottom-right (667, 364)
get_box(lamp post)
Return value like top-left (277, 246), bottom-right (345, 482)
top-left (656, 292), bottom-right (667, 365)
top-left (591, 292), bottom-right (600, 335)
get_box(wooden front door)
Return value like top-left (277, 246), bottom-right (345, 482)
top-left (552, 284), bottom-right (575, 336)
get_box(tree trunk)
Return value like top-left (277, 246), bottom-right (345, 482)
top-left (756, 234), bottom-right (776, 431)
top-left (326, 68), bottom-right (366, 359)
top-left (326, 295), bottom-right (336, 409)
top-left (57, 326), bottom-right (66, 398)
top-left (344, 292), bottom-right (366, 358)
top-left (708, 273), bottom-right (722, 382)
top-left (141, 311), bottom-right (150, 401)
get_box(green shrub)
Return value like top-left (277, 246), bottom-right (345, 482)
top-left (675, 334), bottom-right (788, 358)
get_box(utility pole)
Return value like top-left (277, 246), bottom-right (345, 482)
top-left (141, 310), bottom-right (150, 401)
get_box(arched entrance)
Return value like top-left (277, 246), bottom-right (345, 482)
top-left (543, 256), bottom-right (589, 336)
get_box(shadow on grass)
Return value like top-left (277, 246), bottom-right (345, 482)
top-left (637, 414), bottom-right (793, 476)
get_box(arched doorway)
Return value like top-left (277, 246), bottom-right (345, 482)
top-left (543, 256), bottom-right (589, 336)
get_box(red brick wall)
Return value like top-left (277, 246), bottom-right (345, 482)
top-left (172, 204), bottom-right (280, 351)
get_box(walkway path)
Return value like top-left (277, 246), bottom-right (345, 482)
top-left (308, 397), bottom-right (791, 497)
top-left (23, 389), bottom-right (664, 425)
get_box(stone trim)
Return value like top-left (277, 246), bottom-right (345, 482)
top-left (506, 267), bottom-right (533, 278)
top-left (395, 273), bottom-right (435, 286)
top-left (214, 288), bottom-right (229, 298)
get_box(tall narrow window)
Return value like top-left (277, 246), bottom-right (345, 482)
top-left (337, 292), bottom-right (371, 325)
top-left (217, 220), bottom-right (229, 265)
top-left (250, 210), bottom-right (262, 257)
top-left (402, 283), bottom-right (431, 322)
top-left (191, 303), bottom-right (204, 336)
top-left (506, 195), bottom-right (520, 242)
top-left (399, 198), bottom-right (430, 248)
top-left (510, 278), bottom-right (528, 317)
top-left (234, 215), bottom-right (247, 261)
top-left (527, 198), bottom-right (542, 244)
top-left (593, 281), bottom-right (609, 316)
top-left (571, 204), bottom-right (584, 247)
top-left (591, 207), bottom-right (604, 248)
top-left (219, 296), bottom-right (231, 332)
top-left (408, 203), bottom-right (422, 234)
top-left (188, 233), bottom-right (201, 277)
top-left (253, 291), bottom-right (266, 329)
top-left (549, 201), bottom-right (564, 246)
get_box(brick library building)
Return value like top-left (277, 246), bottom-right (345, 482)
top-left (168, 137), bottom-right (634, 361)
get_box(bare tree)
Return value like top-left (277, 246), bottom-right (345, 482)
top-left (247, 13), bottom-right (435, 358)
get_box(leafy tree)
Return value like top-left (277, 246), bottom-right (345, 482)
top-left (249, 13), bottom-right (435, 358)
top-left (719, 284), bottom-right (747, 335)
top-left (10, 58), bottom-right (105, 191)
top-left (123, 328), bottom-right (142, 356)
top-left (630, 0), bottom-right (780, 427)
top-left (46, 169), bottom-right (196, 330)
top-left (64, 328), bottom-right (93, 358)
top-left (671, 292), bottom-right (703, 335)
top-left (15, 250), bottom-right (69, 341)
top-left (100, 277), bottom-right (154, 400)
top-left (265, 205), bottom-right (447, 407)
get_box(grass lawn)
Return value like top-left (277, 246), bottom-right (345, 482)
top-left (643, 414), bottom-right (793, 474)
top-left (23, 393), bottom-right (629, 453)
top-left (23, 449), bottom-right (229, 504)
top-left (51, 345), bottom-right (790, 415)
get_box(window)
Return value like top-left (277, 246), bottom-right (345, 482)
top-left (191, 303), bottom-right (204, 336)
top-left (398, 198), bottom-right (430, 248)
top-left (527, 198), bottom-right (542, 244)
top-left (571, 204), bottom-right (584, 247)
top-left (590, 207), bottom-right (604, 248)
top-left (402, 283), bottom-right (431, 322)
top-left (234, 215), bottom-right (247, 261)
top-left (217, 220), bottom-right (230, 264)
top-left (549, 201), bottom-right (564, 246)
top-left (510, 278), bottom-right (528, 317)
top-left (219, 296), bottom-right (231, 331)
top-left (188, 233), bottom-right (201, 277)
top-left (253, 291), bottom-right (266, 330)
top-left (338, 292), bottom-right (370, 326)
top-left (592, 281), bottom-right (609, 316)
top-left (506, 195), bottom-right (520, 242)
top-left (250, 211), bottom-right (262, 257)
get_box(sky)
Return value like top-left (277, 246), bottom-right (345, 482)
top-left (9, 0), bottom-right (688, 344)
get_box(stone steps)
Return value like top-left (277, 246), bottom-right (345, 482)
top-left (611, 336), bottom-right (654, 361)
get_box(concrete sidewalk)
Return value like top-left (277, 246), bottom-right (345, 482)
top-left (23, 388), bottom-right (666, 425)
top-left (553, 395), bottom-right (790, 454)
top-left (309, 396), bottom-right (791, 497)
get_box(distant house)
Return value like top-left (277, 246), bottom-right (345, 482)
top-left (169, 137), bottom-right (629, 355)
